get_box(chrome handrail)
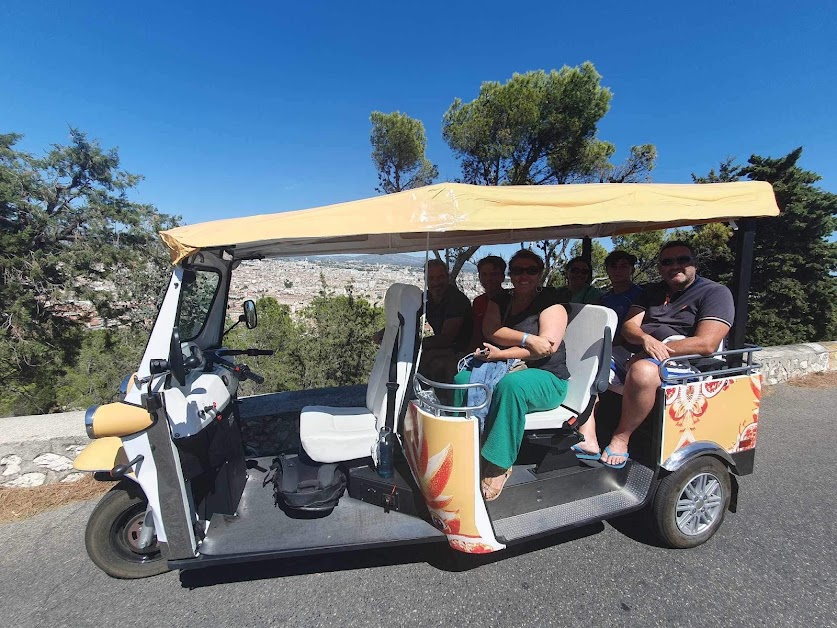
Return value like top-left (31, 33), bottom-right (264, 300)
top-left (413, 373), bottom-right (492, 415)
top-left (659, 345), bottom-right (762, 384)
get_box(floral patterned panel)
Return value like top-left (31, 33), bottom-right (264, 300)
top-left (661, 373), bottom-right (761, 464)
top-left (403, 402), bottom-right (505, 554)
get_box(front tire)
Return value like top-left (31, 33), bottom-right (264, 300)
top-left (651, 456), bottom-right (731, 549)
top-left (85, 481), bottom-right (170, 579)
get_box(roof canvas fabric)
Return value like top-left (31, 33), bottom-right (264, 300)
top-left (159, 181), bottom-right (780, 264)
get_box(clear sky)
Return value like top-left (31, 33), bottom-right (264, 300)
top-left (2, 0), bottom-right (835, 231)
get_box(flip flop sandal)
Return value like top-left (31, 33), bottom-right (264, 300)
top-left (571, 443), bottom-right (601, 460)
top-left (481, 467), bottom-right (512, 501)
top-left (600, 446), bottom-right (630, 469)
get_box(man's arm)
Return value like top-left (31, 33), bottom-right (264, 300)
top-left (663, 320), bottom-right (729, 356)
top-left (621, 305), bottom-right (673, 361)
top-left (422, 316), bottom-right (465, 349)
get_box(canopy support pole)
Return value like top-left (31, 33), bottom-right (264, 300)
top-left (729, 218), bottom-right (756, 366)
top-left (581, 236), bottom-right (592, 265)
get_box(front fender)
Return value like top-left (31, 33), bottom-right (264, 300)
top-left (73, 437), bottom-right (129, 473)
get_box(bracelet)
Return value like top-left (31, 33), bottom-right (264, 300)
top-left (520, 333), bottom-right (529, 348)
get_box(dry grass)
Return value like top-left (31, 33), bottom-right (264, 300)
top-left (787, 371), bottom-right (837, 389)
top-left (0, 475), bottom-right (111, 524)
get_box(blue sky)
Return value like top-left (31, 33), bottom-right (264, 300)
top-left (2, 0), bottom-right (835, 234)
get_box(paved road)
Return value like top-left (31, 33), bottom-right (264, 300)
top-left (2, 384), bottom-right (835, 628)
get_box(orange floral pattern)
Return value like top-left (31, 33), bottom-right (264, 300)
top-left (403, 402), bottom-right (505, 554)
top-left (661, 374), bottom-right (761, 463)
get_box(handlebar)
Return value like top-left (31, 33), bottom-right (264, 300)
top-left (215, 348), bottom-right (275, 357)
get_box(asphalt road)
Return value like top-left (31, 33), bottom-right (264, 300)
top-left (2, 384), bottom-right (835, 628)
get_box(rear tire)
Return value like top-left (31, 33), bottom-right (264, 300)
top-left (651, 456), bottom-right (731, 549)
top-left (85, 481), bottom-right (170, 579)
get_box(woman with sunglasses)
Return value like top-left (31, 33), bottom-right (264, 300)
top-left (457, 249), bottom-right (570, 501)
top-left (559, 256), bottom-right (604, 304)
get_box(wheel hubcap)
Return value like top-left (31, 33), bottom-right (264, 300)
top-left (675, 472), bottom-right (724, 536)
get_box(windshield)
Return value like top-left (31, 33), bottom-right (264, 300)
top-left (177, 268), bottom-right (221, 341)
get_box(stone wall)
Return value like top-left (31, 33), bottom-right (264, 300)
top-left (2, 344), bottom-right (835, 487)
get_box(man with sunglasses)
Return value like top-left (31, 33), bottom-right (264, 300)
top-left (584, 240), bottom-right (734, 468)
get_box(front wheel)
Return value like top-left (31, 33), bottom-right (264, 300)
top-left (651, 456), bottom-right (731, 549)
top-left (85, 481), bottom-right (170, 579)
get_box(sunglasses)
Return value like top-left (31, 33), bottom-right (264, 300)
top-left (509, 266), bottom-right (540, 276)
top-left (659, 255), bottom-right (694, 267)
top-left (568, 267), bottom-right (589, 275)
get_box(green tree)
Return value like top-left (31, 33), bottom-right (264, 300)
top-left (291, 287), bottom-right (385, 390)
top-left (441, 64), bottom-right (655, 280)
top-left (370, 111), bottom-right (438, 194)
top-left (55, 328), bottom-right (145, 410)
top-left (0, 130), bottom-right (178, 415)
top-left (226, 297), bottom-right (300, 396)
top-left (695, 148), bottom-right (837, 345)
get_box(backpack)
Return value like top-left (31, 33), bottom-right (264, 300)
top-left (271, 453), bottom-right (346, 512)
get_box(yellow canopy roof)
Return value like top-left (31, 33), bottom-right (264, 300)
top-left (160, 181), bottom-right (779, 264)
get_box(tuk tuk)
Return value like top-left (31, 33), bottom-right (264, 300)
top-left (73, 181), bottom-right (779, 578)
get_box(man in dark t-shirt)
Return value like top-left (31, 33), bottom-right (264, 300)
top-left (422, 260), bottom-right (472, 352)
top-left (577, 241), bottom-right (735, 468)
top-left (418, 260), bottom-right (472, 388)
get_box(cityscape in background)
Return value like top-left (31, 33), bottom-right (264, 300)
top-left (229, 256), bottom-right (483, 314)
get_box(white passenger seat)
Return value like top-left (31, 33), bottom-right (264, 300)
top-left (299, 284), bottom-right (422, 463)
top-left (523, 304), bottom-right (617, 430)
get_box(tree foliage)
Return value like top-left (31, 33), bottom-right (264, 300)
top-left (370, 111), bottom-right (438, 194)
top-left (291, 286), bottom-right (385, 390)
top-left (440, 63), bottom-right (655, 281)
top-left (0, 130), bottom-right (178, 414)
top-left (226, 297), bottom-right (299, 397)
top-left (695, 148), bottom-right (837, 345)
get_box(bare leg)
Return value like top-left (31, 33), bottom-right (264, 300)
top-left (576, 401), bottom-right (600, 454)
top-left (601, 359), bottom-right (660, 464)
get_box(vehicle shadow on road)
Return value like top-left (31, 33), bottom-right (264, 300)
top-left (179, 522), bottom-right (605, 588)
top-left (605, 509), bottom-right (668, 548)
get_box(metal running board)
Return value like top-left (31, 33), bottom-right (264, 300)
top-left (492, 463), bottom-right (654, 542)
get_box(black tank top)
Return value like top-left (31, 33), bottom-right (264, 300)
top-left (492, 287), bottom-right (570, 381)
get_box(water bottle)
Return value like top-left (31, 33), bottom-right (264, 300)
top-left (377, 427), bottom-right (394, 479)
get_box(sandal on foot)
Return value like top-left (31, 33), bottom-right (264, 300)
top-left (600, 446), bottom-right (629, 469)
top-left (481, 467), bottom-right (512, 501)
top-left (570, 443), bottom-right (601, 460)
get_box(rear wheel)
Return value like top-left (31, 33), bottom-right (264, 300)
top-left (85, 481), bottom-right (170, 579)
top-left (651, 456), bottom-right (731, 548)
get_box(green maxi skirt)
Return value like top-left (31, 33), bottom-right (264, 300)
top-left (454, 367), bottom-right (569, 470)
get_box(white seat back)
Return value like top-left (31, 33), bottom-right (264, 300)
top-left (522, 304), bottom-right (617, 430)
top-left (562, 304), bottom-right (618, 412)
top-left (365, 283), bottom-right (423, 428)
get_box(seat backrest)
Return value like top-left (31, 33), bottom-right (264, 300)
top-left (365, 283), bottom-right (423, 429)
top-left (562, 304), bottom-right (618, 413)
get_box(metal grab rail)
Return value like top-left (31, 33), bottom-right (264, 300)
top-left (658, 345), bottom-right (762, 384)
top-left (412, 373), bottom-right (492, 416)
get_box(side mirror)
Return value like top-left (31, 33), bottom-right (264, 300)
top-left (169, 328), bottom-right (186, 386)
top-left (243, 300), bottom-right (257, 329)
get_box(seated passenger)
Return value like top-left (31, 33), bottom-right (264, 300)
top-left (556, 256), bottom-right (604, 304)
top-left (454, 250), bottom-right (569, 501)
top-left (418, 259), bottom-right (473, 385)
top-left (468, 255), bottom-right (508, 350)
top-left (578, 241), bottom-right (734, 468)
top-left (599, 250), bottom-right (644, 338)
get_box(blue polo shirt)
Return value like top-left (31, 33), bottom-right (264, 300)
top-left (630, 276), bottom-right (734, 347)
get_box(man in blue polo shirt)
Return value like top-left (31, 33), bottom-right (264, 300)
top-left (576, 240), bottom-right (734, 468)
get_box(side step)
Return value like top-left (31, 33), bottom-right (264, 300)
top-left (490, 462), bottom-right (654, 543)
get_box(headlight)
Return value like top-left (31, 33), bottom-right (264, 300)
top-left (85, 405), bottom-right (100, 439)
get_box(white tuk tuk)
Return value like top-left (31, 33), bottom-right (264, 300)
top-left (74, 181), bottom-right (779, 577)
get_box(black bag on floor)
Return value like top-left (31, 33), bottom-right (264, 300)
top-left (271, 453), bottom-right (346, 512)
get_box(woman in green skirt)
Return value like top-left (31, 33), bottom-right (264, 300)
top-left (454, 250), bottom-right (570, 501)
